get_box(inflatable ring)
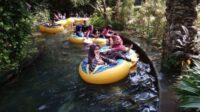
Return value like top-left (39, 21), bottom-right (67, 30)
top-left (54, 18), bottom-right (75, 26)
top-left (79, 49), bottom-right (138, 84)
top-left (39, 24), bottom-right (64, 33)
top-left (68, 36), bottom-right (85, 44)
top-left (55, 20), bottom-right (67, 26)
top-left (74, 18), bottom-right (89, 25)
top-left (92, 38), bottom-right (107, 45)
top-left (68, 36), bottom-right (107, 45)
top-left (65, 18), bottom-right (75, 26)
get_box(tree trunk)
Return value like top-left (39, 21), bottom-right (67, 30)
top-left (101, 0), bottom-right (109, 21)
top-left (113, 0), bottom-right (121, 20)
top-left (162, 0), bottom-right (199, 72)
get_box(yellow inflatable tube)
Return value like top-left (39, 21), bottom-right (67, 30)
top-left (92, 38), bottom-right (107, 45)
top-left (79, 49), bottom-right (138, 84)
top-left (65, 18), bottom-right (75, 25)
top-left (39, 24), bottom-right (64, 33)
top-left (54, 18), bottom-right (75, 26)
top-left (55, 20), bottom-right (67, 26)
top-left (68, 37), bottom-right (85, 44)
top-left (68, 36), bottom-right (107, 45)
top-left (74, 18), bottom-right (89, 24)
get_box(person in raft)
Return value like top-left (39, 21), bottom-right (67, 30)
top-left (84, 25), bottom-right (96, 38)
top-left (104, 35), bottom-right (134, 63)
top-left (99, 25), bottom-right (114, 38)
top-left (74, 24), bottom-right (84, 37)
top-left (82, 20), bottom-right (88, 32)
top-left (88, 44), bottom-right (117, 72)
top-left (73, 24), bottom-right (93, 44)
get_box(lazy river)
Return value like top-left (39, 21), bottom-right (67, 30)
top-left (0, 33), bottom-right (159, 112)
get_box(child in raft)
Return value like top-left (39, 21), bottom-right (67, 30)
top-left (74, 24), bottom-right (84, 37)
top-left (88, 43), bottom-right (134, 72)
top-left (88, 44), bottom-right (116, 72)
top-left (73, 24), bottom-right (93, 44)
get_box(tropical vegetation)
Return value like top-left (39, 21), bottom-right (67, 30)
top-left (0, 0), bottom-right (200, 111)
top-left (0, 0), bottom-right (33, 72)
top-left (176, 60), bottom-right (200, 111)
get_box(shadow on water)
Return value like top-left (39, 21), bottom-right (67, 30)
top-left (0, 33), bottom-right (159, 112)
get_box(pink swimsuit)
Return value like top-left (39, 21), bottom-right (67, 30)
top-left (111, 44), bottom-right (126, 52)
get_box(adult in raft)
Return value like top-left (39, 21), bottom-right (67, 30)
top-left (103, 35), bottom-right (134, 63)
top-left (100, 25), bottom-right (114, 38)
top-left (84, 25), bottom-right (96, 38)
top-left (99, 25), bottom-right (115, 45)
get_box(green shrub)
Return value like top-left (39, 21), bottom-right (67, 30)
top-left (89, 15), bottom-right (107, 28)
top-left (31, 7), bottom-right (50, 32)
top-left (110, 20), bottom-right (125, 31)
top-left (176, 60), bottom-right (200, 111)
top-left (162, 55), bottom-right (180, 73)
top-left (0, 1), bottom-right (33, 72)
top-left (129, 0), bottom-right (166, 44)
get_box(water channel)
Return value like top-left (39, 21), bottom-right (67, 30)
top-left (0, 33), bottom-right (159, 112)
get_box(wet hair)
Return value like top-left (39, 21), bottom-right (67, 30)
top-left (88, 44), bottom-right (100, 64)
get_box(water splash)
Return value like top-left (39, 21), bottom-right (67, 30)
top-left (129, 61), bottom-right (159, 112)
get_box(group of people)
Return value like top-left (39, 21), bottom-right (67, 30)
top-left (45, 12), bottom-right (66, 27)
top-left (73, 23), bottom-right (135, 72)
top-left (74, 24), bottom-right (113, 38)
top-left (74, 23), bottom-right (115, 44)
top-left (84, 27), bottom-right (134, 72)
top-left (53, 12), bottom-right (66, 21)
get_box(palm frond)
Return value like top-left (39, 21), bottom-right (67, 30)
top-left (176, 60), bottom-right (200, 110)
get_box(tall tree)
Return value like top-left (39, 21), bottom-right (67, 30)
top-left (162, 0), bottom-right (199, 72)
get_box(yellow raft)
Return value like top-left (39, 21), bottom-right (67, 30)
top-left (39, 24), bottom-right (64, 33)
top-left (79, 49), bottom-right (138, 84)
top-left (68, 36), bottom-right (107, 45)
top-left (65, 18), bottom-right (75, 25)
top-left (55, 18), bottom-right (75, 26)
top-left (68, 37), bottom-right (85, 44)
top-left (74, 18), bottom-right (89, 25)
top-left (55, 20), bottom-right (67, 26)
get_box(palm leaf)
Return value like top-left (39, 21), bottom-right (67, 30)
top-left (178, 79), bottom-right (200, 95)
top-left (180, 96), bottom-right (200, 109)
top-left (176, 60), bottom-right (200, 110)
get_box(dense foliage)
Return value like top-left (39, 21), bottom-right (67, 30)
top-left (71, 0), bottom-right (133, 30)
top-left (0, 0), bottom-right (200, 111)
top-left (47, 0), bottom-right (95, 17)
top-left (0, 0), bottom-right (33, 71)
top-left (131, 0), bottom-right (166, 44)
top-left (176, 60), bottom-right (200, 111)
top-left (0, 0), bottom-right (96, 72)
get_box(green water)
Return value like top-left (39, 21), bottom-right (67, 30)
top-left (0, 34), bottom-right (158, 112)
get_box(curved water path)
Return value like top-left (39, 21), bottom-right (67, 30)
top-left (0, 33), bottom-right (158, 112)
